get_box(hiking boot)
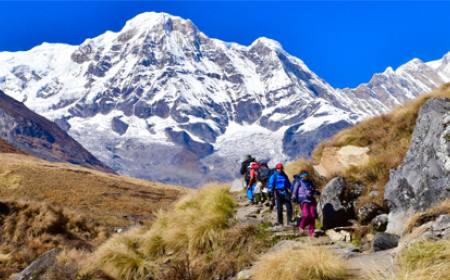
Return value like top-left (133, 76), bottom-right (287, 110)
top-left (298, 228), bottom-right (308, 237)
top-left (288, 221), bottom-right (297, 227)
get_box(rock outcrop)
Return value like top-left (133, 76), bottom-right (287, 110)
top-left (314, 145), bottom-right (370, 178)
top-left (384, 98), bottom-right (450, 234)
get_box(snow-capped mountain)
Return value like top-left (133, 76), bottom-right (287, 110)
top-left (0, 12), bottom-right (449, 186)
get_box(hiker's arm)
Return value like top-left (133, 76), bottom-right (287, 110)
top-left (268, 174), bottom-right (274, 192)
top-left (291, 182), bottom-right (298, 201)
top-left (247, 172), bottom-right (255, 188)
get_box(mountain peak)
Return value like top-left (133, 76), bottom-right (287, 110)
top-left (250, 37), bottom-right (283, 50)
top-left (122, 12), bottom-right (196, 33)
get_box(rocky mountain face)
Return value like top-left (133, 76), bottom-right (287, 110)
top-left (385, 97), bottom-right (450, 234)
top-left (0, 12), bottom-right (449, 186)
top-left (0, 90), bottom-right (112, 172)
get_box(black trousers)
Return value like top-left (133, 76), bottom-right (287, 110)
top-left (275, 192), bottom-right (293, 224)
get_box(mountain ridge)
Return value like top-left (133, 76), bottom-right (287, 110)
top-left (0, 90), bottom-right (113, 172)
top-left (1, 11), bottom-right (449, 186)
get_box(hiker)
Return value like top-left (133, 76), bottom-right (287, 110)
top-left (246, 162), bottom-right (259, 204)
top-left (268, 163), bottom-right (293, 225)
top-left (240, 154), bottom-right (255, 187)
top-left (291, 171), bottom-right (320, 237)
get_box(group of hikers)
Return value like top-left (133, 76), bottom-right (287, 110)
top-left (240, 155), bottom-right (320, 237)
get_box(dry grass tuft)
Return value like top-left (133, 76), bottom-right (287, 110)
top-left (0, 200), bottom-right (107, 279)
top-left (86, 185), bottom-right (269, 280)
top-left (365, 239), bottom-right (450, 280)
top-left (252, 245), bottom-right (348, 280)
top-left (403, 199), bottom-right (450, 235)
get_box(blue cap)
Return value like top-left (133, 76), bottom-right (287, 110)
top-left (299, 171), bottom-right (310, 178)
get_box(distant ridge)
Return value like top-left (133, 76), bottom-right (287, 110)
top-left (0, 90), bottom-right (113, 173)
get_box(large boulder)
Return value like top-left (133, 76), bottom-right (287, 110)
top-left (384, 98), bottom-right (450, 234)
top-left (320, 177), bottom-right (359, 229)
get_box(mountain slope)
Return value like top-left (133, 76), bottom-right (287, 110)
top-left (0, 12), bottom-right (449, 186)
top-left (0, 90), bottom-right (112, 172)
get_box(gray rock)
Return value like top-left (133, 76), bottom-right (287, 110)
top-left (385, 98), bottom-right (450, 234)
top-left (372, 232), bottom-right (400, 252)
top-left (372, 214), bottom-right (388, 232)
top-left (237, 269), bottom-right (253, 280)
top-left (357, 202), bottom-right (383, 225)
top-left (320, 177), bottom-right (355, 229)
top-left (431, 214), bottom-right (450, 239)
top-left (14, 248), bottom-right (62, 280)
top-left (269, 240), bottom-right (305, 253)
top-left (112, 117), bottom-right (129, 135)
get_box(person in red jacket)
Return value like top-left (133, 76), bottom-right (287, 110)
top-left (246, 162), bottom-right (259, 204)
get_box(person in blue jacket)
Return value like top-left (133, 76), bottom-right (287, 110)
top-left (268, 163), bottom-right (293, 226)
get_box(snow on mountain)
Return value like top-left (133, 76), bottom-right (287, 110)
top-left (337, 53), bottom-right (450, 116)
top-left (0, 12), bottom-right (449, 186)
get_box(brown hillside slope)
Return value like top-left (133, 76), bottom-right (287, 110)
top-left (287, 83), bottom-right (450, 207)
top-left (0, 153), bottom-right (185, 228)
top-left (0, 138), bottom-right (23, 154)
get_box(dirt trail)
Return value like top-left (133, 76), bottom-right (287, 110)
top-left (232, 189), bottom-right (395, 279)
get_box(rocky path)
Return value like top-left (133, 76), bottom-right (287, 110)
top-left (232, 188), bottom-right (396, 280)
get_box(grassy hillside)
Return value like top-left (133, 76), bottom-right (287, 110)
top-left (287, 83), bottom-right (450, 207)
top-left (0, 153), bottom-right (185, 228)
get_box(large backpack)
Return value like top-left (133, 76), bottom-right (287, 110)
top-left (257, 163), bottom-right (271, 182)
top-left (295, 179), bottom-right (313, 203)
top-left (240, 157), bottom-right (255, 175)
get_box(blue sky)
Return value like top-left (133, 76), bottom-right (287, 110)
top-left (1, 1), bottom-right (449, 88)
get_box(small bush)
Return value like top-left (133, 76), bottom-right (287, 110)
top-left (252, 245), bottom-right (348, 280)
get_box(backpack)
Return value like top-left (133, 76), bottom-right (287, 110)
top-left (295, 179), bottom-right (313, 204)
top-left (257, 163), bottom-right (271, 182)
top-left (240, 157), bottom-right (255, 175)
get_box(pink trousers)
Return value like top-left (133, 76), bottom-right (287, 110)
top-left (299, 202), bottom-right (316, 237)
